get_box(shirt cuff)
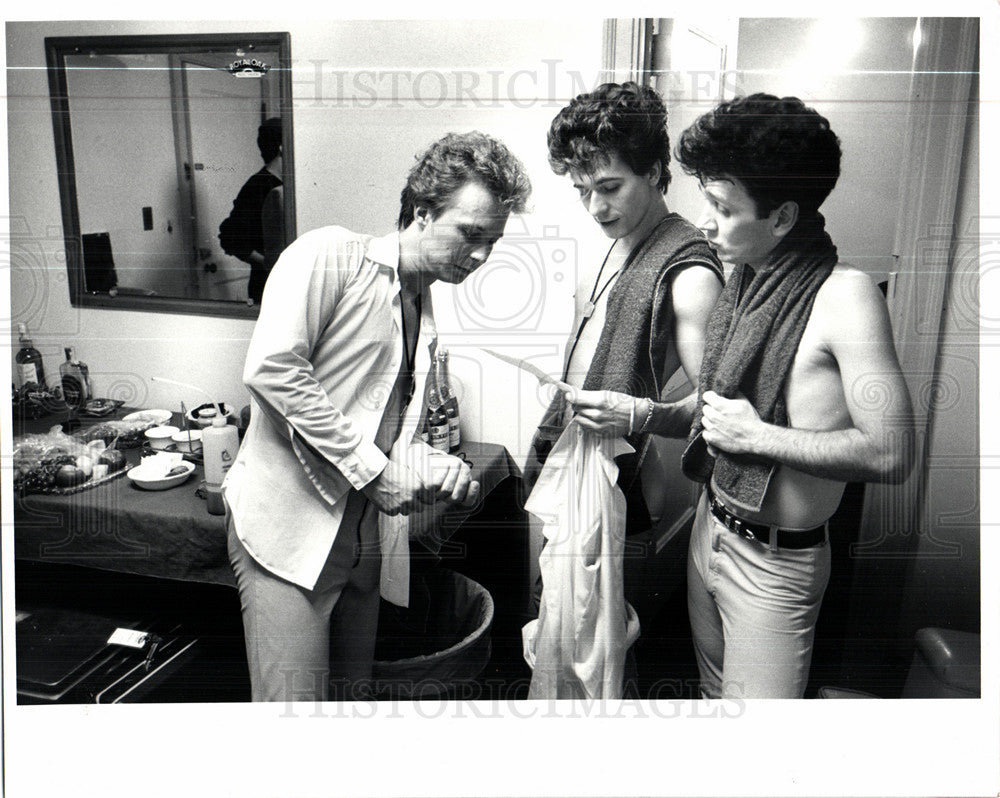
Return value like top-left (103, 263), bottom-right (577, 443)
top-left (340, 438), bottom-right (391, 490)
top-left (288, 424), bottom-right (389, 501)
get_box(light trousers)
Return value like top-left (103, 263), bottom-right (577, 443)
top-left (687, 490), bottom-right (832, 699)
top-left (227, 490), bottom-right (382, 702)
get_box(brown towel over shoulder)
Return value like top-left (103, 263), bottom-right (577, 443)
top-left (681, 212), bottom-right (838, 512)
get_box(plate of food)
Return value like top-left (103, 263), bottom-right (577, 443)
top-left (127, 459), bottom-right (195, 491)
top-left (81, 398), bottom-right (125, 417)
top-left (13, 432), bottom-right (131, 494)
top-left (122, 409), bottom-right (173, 426)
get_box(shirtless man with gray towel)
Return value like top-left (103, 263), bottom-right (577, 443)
top-left (676, 93), bottom-right (915, 698)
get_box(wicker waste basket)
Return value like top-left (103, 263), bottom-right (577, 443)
top-left (372, 567), bottom-right (494, 700)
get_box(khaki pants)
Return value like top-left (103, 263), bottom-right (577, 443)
top-left (227, 491), bottom-right (382, 702)
top-left (687, 490), bottom-right (831, 699)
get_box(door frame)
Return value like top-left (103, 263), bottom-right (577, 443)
top-left (843, 16), bottom-right (979, 680)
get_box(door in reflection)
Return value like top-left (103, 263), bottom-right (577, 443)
top-left (176, 54), bottom-right (279, 302)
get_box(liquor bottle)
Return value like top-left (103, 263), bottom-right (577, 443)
top-left (15, 323), bottom-right (46, 389)
top-left (426, 363), bottom-right (450, 452)
top-left (59, 347), bottom-right (91, 409)
top-left (436, 349), bottom-right (461, 452)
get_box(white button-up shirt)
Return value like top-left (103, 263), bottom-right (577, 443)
top-left (224, 226), bottom-right (435, 603)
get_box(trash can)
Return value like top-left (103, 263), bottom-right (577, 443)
top-left (372, 567), bottom-right (494, 700)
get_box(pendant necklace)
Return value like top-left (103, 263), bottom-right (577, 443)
top-left (564, 241), bottom-right (621, 381)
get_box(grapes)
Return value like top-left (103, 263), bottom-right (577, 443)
top-left (16, 455), bottom-right (78, 494)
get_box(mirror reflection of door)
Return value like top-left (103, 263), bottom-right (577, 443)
top-left (174, 51), bottom-right (280, 302)
top-left (66, 52), bottom-right (194, 297)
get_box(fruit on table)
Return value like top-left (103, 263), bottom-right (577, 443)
top-left (75, 454), bottom-right (94, 477)
top-left (97, 448), bottom-right (127, 472)
top-left (54, 464), bottom-right (88, 488)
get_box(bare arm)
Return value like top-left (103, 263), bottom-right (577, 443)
top-left (670, 264), bottom-right (724, 390)
top-left (701, 272), bottom-right (915, 483)
top-left (643, 264), bottom-right (722, 437)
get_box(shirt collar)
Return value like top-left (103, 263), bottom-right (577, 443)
top-left (366, 231), bottom-right (402, 283)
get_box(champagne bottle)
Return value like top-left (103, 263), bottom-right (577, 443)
top-left (59, 346), bottom-right (91, 409)
top-left (15, 323), bottom-right (46, 389)
top-left (426, 360), bottom-right (450, 452)
top-left (436, 349), bottom-right (461, 452)
top-left (415, 410), bottom-right (429, 444)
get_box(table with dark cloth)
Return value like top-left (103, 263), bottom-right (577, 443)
top-left (13, 409), bottom-right (516, 588)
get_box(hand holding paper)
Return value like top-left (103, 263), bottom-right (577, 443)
top-left (481, 348), bottom-right (638, 437)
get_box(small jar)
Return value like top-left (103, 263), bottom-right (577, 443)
top-left (171, 429), bottom-right (203, 453)
top-left (145, 425), bottom-right (179, 450)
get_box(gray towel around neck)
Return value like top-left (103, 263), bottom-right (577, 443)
top-left (681, 212), bottom-right (838, 512)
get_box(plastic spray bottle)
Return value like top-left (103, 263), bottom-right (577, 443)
top-left (202, 409), bottom-right (240, 515)
top-left (151, 376), bottom-right (239, 516)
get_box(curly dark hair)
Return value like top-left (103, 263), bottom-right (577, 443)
top-left (676, 93), bottom-right (841, 217)
top-left (547, 81), bottom-right (671, 193)
top-left (397, 131), bottom-right (532, 229)
top-left (257, 117), bottom-right (282, 163)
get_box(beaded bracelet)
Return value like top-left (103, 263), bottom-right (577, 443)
top-left (637, 397), bottom-right (655, 434)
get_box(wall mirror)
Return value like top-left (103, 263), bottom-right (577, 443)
top-left (46, 33), bottom-right (295, 318)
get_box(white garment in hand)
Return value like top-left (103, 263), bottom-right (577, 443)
top-left (522, 421), bottom-right (641, 699)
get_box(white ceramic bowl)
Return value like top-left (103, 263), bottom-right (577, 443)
top-left (145, 425), bottom-right (179, 450)
top-left (123, 409), bottom-right (173, 427)
top-left (127, 460), bottom-right (195, 491)
top-left (171, 429), bottom-right (203, 453)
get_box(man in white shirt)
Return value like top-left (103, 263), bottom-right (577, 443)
top-left (224, 131), bottom-right (532, 702)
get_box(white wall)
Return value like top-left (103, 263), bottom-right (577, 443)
top-left (7, 19), bottom-right (606, 461)
top-left (735, 17), bottom-right (919, 286)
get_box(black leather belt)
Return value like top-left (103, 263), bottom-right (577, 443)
top-left (706, 488), bottom-right (826, 549)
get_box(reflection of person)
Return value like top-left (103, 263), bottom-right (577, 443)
top-left (259, 182), bottom-right (284, 287)
top-left (677, 94), bottom-right (915, 699)
top-left (524, 82), bottom-right (723, 688)
top-left (223, 131), bottom-right (531, 702)
top-left (217, 117), bottom-right (284, 304)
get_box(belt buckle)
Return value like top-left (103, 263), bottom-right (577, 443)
top-left (712, 493), bottom-right (759, 544)
top-left (730, 516), bottom-right (757, 542)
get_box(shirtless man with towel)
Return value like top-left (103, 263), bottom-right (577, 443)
top-left (676, 93), bottom-right (915, 699)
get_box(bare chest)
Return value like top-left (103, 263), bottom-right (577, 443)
top-left (783, 307), bottom-right (851, 431)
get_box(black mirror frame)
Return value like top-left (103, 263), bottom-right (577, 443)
top-left (45, 32), bottom-right (295, 319)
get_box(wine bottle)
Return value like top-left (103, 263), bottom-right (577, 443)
top-left (426, 361), bottom-right (450, 452)
top-left (436, 349), bottom-right (461, 452)
top-left (415, 410), bottom-right (429, 444)
top-left (15, 323), bottom-right (46, 389)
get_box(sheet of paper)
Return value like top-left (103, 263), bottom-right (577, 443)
top-left (480, 349), bottom-right (571, 393)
